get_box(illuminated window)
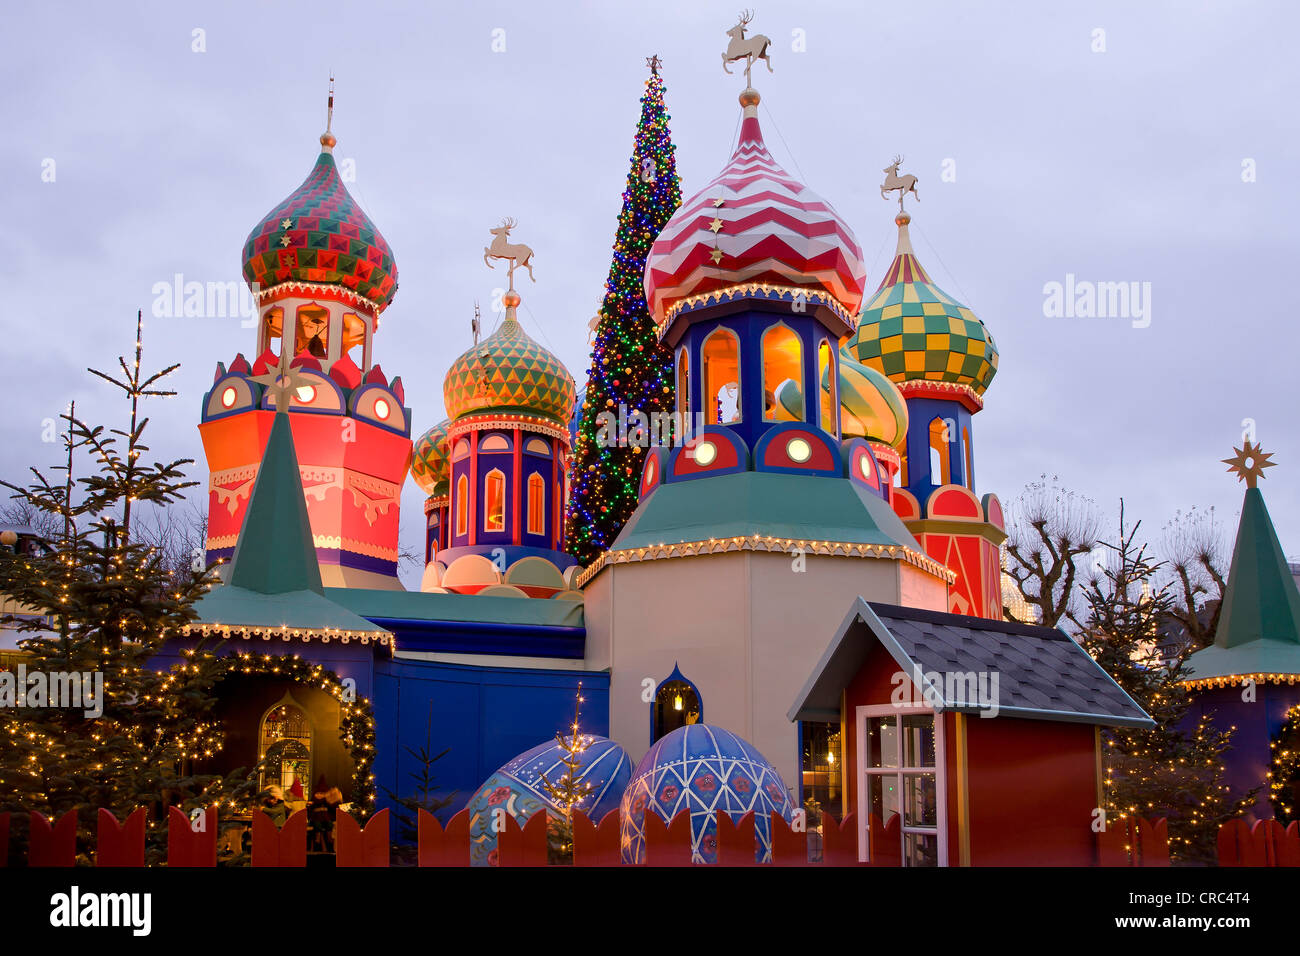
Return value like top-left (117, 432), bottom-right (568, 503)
top-left (451, 439), bottom-right (470, 461)
top-left (527, 473), bottom-right (545, 536)
top-left (818, 339), bottom-right (835, 433)
top-left (259, 699), bottom-right (312, 798)
top-left (525, 437), bottom-right (551, 456)
top-left (701, 328), bottom-right (740, 425)
top-left (652, 675), bottom-right (702, 743)
top-left (455, 475), bottom-right (468, 537)
top-left (928, 418), bottom-right (951, 485)
top-left (763, 324), bottom-right (803, 421)
top-left (480, 434), bottom-right (510, 452)
top-left (484, 469), bottom-right (506, 532)
top-left (963, 427), bottom-right (973, 489)
top-left (261, 307), bottom-right (284, 357)
top-left (341, 313), bottom-right (366, 367)
top-left (800, 721), bottom-right (843, 860)
top-left (677, 348), bottom-right (690, 416)
top-left (859, 707), bottom-right (944, 866)
top-left (295, 304), bottom-right (330, 359)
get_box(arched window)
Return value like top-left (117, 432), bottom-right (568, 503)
top-left (677, 347), bottom-right (690, 417)
top-left (480, 433), bottom-right (510, 452)
top-left (763, 324), bottom-right (803, 421)
top-left (451, 439), bottom-right (470, 462)
top-left (294, 304), bottom-right (330, 359)
top-left (525, 437), bottom-right (551, 456)
top-left (261, 307), bottom-right (284, 357)
top-left (818, 339), bottom-right (835, 433)
top-left (651, 670), bottom-right (703, 744)
top-left (527, 472), bottom-right (545, 536)
top-left (701, 328), bottom-right (741, 425)
top-left (484, 469), bottom-right (506, 532)
top-left (341, 312), bottom-right (366, 368)
top-left (929, 418), bottom-right (951, 486)
top-left (455, 475), bottom-right (469, 537)
top-left (962, 427), bottom-right (973, 489)
top-left (259, 698), bottom-right (312, 797)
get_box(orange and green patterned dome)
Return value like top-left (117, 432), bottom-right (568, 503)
top-left (827, 349), bottom-right (909, 447)
top-left (242, 141), bottom-right (398, 311)
top-left (443, 304), bottom-right (576, 427)
top-left (410, 419), bottom-right (451, 496)
top-left (847, 213), bottom-right (997, 398)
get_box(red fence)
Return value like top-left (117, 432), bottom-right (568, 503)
top-left (5, 806), bottom-right (1290, 867)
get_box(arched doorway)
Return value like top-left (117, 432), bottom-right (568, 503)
top-left (650, 664), bottom-right (702, 744)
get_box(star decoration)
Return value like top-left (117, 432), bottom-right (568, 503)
top-left (711, 197), bottom-right (726, 208)
top-left (646, 54), bottom-right (662, 74)
top-left (280, 218), bottom-right (294, 230)
top-left (279, 235), bottom-right (293, 248)
top-left (1222, 440), bottom-right (1276, 489)
top-left (709, 248), bottom-right (724, 265)
top-left (250, 348), bottom-right (316, 413)
top-left (708, 217), bottom-right (724, 233)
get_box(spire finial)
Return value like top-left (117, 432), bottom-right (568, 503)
top-left (320, 74), bottom-right (337, 152)
top-left (1224, 440), bottom-right (1277, 489)
top-left (881, 155), bottom-right (919, 213)
top-left (722, 10), bottom-right (772, 97)
top-left (483, 217), bottom-right (536, 297)
top-left (646, 54), bottom-right (662, 75)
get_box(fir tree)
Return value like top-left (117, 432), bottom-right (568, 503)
top-left (1079, 504), bottom-right (1257, 865)
top-left (382, 702), bottom-right (454, 851)
top-left (565, 62), bottom-right (682, 565)
top-left (0, 313), bottom-right (256, 863)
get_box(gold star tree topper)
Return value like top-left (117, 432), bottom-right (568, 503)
top-left (1223, 440), bottom-right (1276, 489)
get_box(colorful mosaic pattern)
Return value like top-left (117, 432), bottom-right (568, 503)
top-left (644, 108), bottom-right (865, 327)
top-left (619, 724), bottom-right (794, 864)
top-left (464, 736), bottom-right (632, 867)
top-left (243, 151), bottom-right (398, 310)
top-left (410, 418), bottom-right (451, 495)
top-left (443, 314), bottom-right (576, 425)
top-left (849, 243), bottom-right (998, 396)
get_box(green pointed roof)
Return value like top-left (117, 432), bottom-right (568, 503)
top-left (1184, 486), bottom-right (1300, 682)
top-left (228, 411), bottom-right (322, 594)
top-left (187, 411), bottom-right (392, 646)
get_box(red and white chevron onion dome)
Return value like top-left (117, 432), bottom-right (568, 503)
top-left (644, 94), bottom-right (867, 328)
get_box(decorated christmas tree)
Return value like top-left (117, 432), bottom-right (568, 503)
top-left (565, 59), bottom-right (682, 565)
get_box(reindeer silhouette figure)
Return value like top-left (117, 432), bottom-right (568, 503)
top-left (722, 10), bottom-right (773, 86)
top-left (881, 156), bottom-right (919, 211)
top-left (483, 217), bottom-right (535, 285)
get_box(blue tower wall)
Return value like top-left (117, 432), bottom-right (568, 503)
top-left (901, 396), bottom-right (975, 499)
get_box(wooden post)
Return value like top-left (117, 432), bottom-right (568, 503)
top-left (29, 810), bottom-right (77, 867)
top-left (166, 806), bottom-right (217, 867)
top-left (96, 808), bottom-right (146, 867)
top-left (336, 808), bottom-right (390, 867)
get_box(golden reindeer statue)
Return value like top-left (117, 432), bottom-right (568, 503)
top-left (881, 156), bottom-right (919, 211)
top-left (722, 10), bottom-right (772, 86)
top-left (483, 217), bottom-right (535, 285)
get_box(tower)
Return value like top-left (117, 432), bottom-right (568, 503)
top-left (200, 89), bottom-right (412, 589)
top-left (584, 24), bottom-right (953, 788)
top-left (410, 224), bottom-right (578, 598)
top-left (847, 209), bottom-right (1005, 619)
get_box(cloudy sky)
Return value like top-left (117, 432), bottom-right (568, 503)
top-left (1, 0), bottom-right (1295, 588)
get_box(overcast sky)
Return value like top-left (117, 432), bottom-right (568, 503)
top-left (1, 0), bottom-right (1295, 588)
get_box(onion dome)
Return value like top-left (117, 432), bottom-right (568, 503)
top-left (410, 419), bottom-right (451, 496)
top-left (848, 212), bottom-right (997, 397)
top-left (443, 294), bottom-right (576, 427)
top-left (619, 724), bottom-right (794, 864)
top-left (242, 131), bottom-right (398, 311)
top-left (644, 89), bottom-right (866, 329)
top-left (827, 349), bottom-right (909, 447)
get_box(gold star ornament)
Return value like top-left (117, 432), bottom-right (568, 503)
top-left (1223, 440), bottom-right (1276, 489)
top-left (711, 197), bottom-right (726, 208)
top-left (708, 217), bottom-right (724, 233)
top-left (709, 248), bottom-right (724, 265)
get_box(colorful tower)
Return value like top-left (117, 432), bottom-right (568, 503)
top-left (584, 47), bottom-right (953, 789)
top-left (200, 94), bottom-right (412, 590)
top-left (410, 229), bottom-right (578, 598)
top-left (847, 210), bottom-right (1005, 619)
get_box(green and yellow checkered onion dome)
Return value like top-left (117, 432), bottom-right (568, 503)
top-left (847, 213), bottom-right (997, 397)
top-left (410, 419), bottom-right (451, 496)
top-left (442, 297), bottom-right (576, 427)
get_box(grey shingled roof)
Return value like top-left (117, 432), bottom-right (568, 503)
top-left (789, 598), bottom-right (1154, 729)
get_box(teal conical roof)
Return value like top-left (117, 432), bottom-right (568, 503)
top-left (227, 411), bottom-right (323, 595)
top-left (1184, 486), bottom-right (1300, 682)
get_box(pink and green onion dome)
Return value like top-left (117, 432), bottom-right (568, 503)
top-left (643, 90), bottom-right (866, 330)
top-left (442, 308), bottom-right (576, 427)
top-left (619, 724), bottom-right (794, 864)
top-left (410, 418), bottom-right (451, 496)
top-left (848, 212), bottom-right (997, 398)
top-left (242, 138), bottom-right (398, 312)
top-left (464, 735), bottom-right (632, 866)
